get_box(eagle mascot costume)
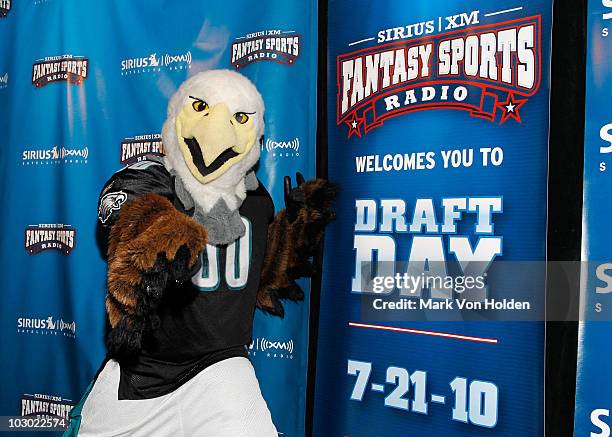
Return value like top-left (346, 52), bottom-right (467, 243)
top-left (65, 70), bottom-right (335, 436)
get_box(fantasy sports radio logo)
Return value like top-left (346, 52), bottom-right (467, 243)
top-left (249, 337), bottom-right (294, 360)
top-left (0, 0), bottom-right (10, 18)
top-left (121, 50), bottom-right (192, 75)
top-left (262, 137), bottom-right (300, 158)
top-left (0, 72), bottom-right (7, 89)
top-left (25, 224), bottom-right (76, 255)
top-left (17, 316), bottom-right (77, 338)
top-left (231, 29), bottom-right (300, 69)
top-left (337, 12), bottom-right (542, 138)
top-left (120, 133), bottom-right (164, 165)
top-left (22, 145), bottom-right (89, 165)
top-left (32, 55), bottom-right (88, 87)
top-left (20, 393), bottom-right (73, 420)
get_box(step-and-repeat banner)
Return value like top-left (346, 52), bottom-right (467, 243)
top-left (575, 1), bottom-right (612, 436)
top-left (0, 1), bottom-right (316, 436)
top-left (314, 1), bottom-right (552, 435)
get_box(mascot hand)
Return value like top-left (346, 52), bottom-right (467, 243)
top-left (284, 172), bottom-right (307, 222)
top-left (283, 172), bottom-right (337, 276)
top-left (284, 172), bottom-right (336, 225)
top-left (140, 245), bottom-right (201, 309)
top-left (257, 173), bottom-right (337, 317)
top-left (105, 193), bottom-right (207, 357)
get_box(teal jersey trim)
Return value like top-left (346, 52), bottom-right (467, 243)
top-left (63, 378), bottom-right (95, 436)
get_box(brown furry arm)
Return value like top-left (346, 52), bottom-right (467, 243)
top-left (105, 193), bottom-right (207, 356)
top-left (257, 178), bottom-right (336, 317)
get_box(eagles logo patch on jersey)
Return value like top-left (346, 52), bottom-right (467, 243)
top-left (98, 191), bottom-right (128, 223)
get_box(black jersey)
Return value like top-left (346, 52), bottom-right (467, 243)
top-left (97, 160), bottom-right (275, 399)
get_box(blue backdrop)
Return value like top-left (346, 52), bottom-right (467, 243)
top-left (0, 1), bottom-right (317, 436)
top-left (574, 1), bottom-right (612, 435)
top-left (314, 1), bottom-right (552, 435)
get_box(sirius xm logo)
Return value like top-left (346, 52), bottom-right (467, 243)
top-left (0, 0), bottom-right (11, 18)
top-left (25, 224), bottom-right (76, 255)
top-left (0, 72), bottom-right (7, 89)
top-left (20, 393), bottom-right (74, 420)
top-left (231, 29), bottom-right (300, 69)
top-left (263, 137), bottom-right (300, 158)
top-left (121, 50), bottom-right (192, 75)
top-left (17, 316), bottom-right (77, 339)
top-left (121, 134), bottom-right (164, 165)
top-left (32, 55), bottom-right (88, 87)
top-left (249, 337), bottom-right (294, 360)
top-left (22, 145), bottom-right (89, 165)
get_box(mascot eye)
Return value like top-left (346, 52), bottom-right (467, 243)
top-left (192, 100), bottom-right (208, 112)
top-left (234, 112), bottom-right (249, 124)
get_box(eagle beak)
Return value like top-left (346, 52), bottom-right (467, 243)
top-left (176, 97), bottom-right (257, 184)
top-left (189, 103), bottom-right (237, 167)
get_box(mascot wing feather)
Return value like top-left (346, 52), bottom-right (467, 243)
top-left (257, 175), bottom-right (337, 317)
top-left (105, 193), bottom-right (207, 356)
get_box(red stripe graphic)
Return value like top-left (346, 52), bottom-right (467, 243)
top-left (348, 322), bottom-right (499, 344)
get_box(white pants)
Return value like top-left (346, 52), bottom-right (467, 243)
top-left (75, 357), bottom-right (278, 437)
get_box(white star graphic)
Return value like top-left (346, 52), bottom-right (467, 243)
top-left (351, 119), bottom-right (358, 129)
top-left (505, 102), bottom-right (516, 113)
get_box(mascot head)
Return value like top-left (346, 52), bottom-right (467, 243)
top-left (162, 70), bottom-right (265, 244)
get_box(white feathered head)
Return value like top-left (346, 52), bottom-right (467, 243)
top-left (162, 70), bottom-right (265, 213)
